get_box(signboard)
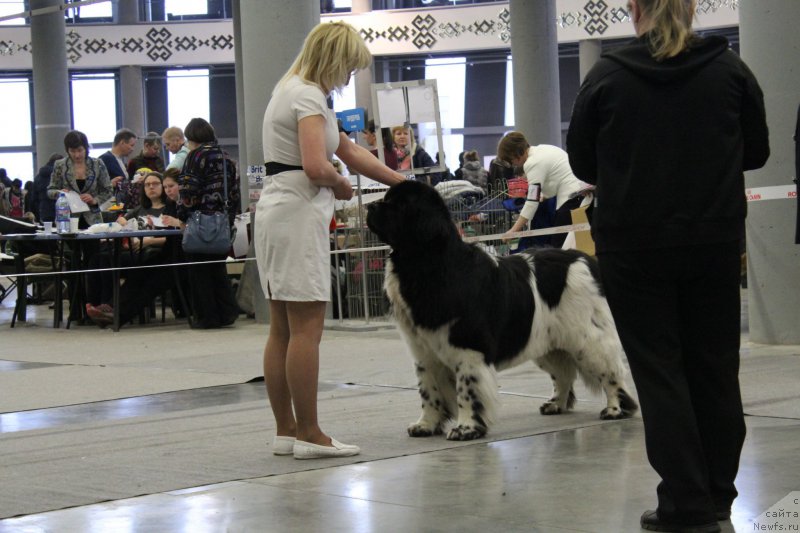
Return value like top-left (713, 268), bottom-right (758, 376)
top-left (336, 108), bottom-right (366, 133)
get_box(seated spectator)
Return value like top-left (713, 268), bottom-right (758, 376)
top-left (125, 132), bottom-right (165, 211)
top-left (116, 168), bottom-right (188, 327)
top-left (160, 168), bottom-right (185, 229)
top-left (454, 151), bottom-right (466, 180)
top-left (23, 181), bottom-right (33, 214)
top-left (392, 125), bottom-right (442, 185)
top-left (362, 120), bottom-right (398, 170)
top-left (458, 150), bottom-right (489, 191)
top-left (85, 171), bottom-right (171, 326)
top-left (488, 156), bottom-right (515, 191)
top-left (8, 179), bottom-right (24, 218)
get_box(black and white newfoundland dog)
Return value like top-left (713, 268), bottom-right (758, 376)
top-left (366, 180), bottom-right (638, 441)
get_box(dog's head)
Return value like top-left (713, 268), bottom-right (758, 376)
top-left (366, 180), bottom-right (458, 252)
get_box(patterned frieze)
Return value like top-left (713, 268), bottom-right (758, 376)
top-left (0, 1), bottom-right (738, 70)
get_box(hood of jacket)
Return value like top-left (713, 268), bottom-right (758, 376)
top-left (603, 34), bottom-right (729, 84)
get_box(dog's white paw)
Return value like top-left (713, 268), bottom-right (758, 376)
top-left (539, 401), bottom-right (564, 415)
top-left (446, 424), bottom-right (486, 441)
top-left (407, 422), bottom-right (444, 437)
top-left (600, 406), bottom-right (635, 420)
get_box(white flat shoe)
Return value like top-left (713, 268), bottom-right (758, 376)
top-left (293, 438), bottom-right (360, 459)
top-left (272, 436), bottom-right (296, 456)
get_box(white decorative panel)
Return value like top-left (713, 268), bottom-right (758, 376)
top-left (0, 1), bottom-right (739, 69)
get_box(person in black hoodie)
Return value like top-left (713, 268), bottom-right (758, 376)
top-left (567, 1), bottom-right (769, 532)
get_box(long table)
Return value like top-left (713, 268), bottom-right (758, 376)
top-left (0, 228), bottom-right (187, 331)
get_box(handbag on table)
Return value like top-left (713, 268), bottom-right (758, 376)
top-left (182, 152), bottom-right (234, 255)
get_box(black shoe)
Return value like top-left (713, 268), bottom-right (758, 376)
top-left (640, 510), bottom-right (721, 533)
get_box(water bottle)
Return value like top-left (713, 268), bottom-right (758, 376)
top-left (55, 193), bottom-right (71, 233)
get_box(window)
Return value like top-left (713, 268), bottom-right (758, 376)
top-left (332, 78), bottom-right (357, 113)
top-left (65, 0), bottom-right (112, 21)
top-left (424, 57), bottom-right (465, 169)
top-left (0, 79), bottom-right (31, 147)
top-left (504, 55), bottom-right (514, 127)
top-left (0, 77), bottom-right (33, 182)
top-left (167, 69), bottom-right (210, 134)
top-left (71, 73), bottom-right (118, 147)
top-left (165, 0), bottom-right (208, 17)
top-left (0, 1), bottom-right (24, 25)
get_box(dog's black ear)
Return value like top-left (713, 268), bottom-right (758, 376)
top-left (391, 181), bottom-right (458, 249)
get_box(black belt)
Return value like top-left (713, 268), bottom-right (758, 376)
top-left (265, 162), bottom-right (303, 176)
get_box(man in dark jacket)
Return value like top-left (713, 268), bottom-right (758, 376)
top-left (29, 153), bottom-right (63, 222)
top-left (99, 128), bottom-right (137, 207)
top-left (566, 0), bottom-right (769, 531)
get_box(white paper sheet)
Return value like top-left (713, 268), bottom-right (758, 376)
top-left (376, 88), bottom-right (407, 127)
top-left (407, 85), bottom-right (436, 124)
top-left (64, 191), bottom-right (90, 213)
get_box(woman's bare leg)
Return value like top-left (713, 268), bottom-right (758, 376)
top-left (263, 300), bottom-right (295, 437)
top-left (285, 300), bottom-right (330, 446)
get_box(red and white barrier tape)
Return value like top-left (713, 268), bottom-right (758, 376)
top-left (746, 184), bottom-right (797, 202)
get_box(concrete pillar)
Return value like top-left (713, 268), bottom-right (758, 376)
top-left (114, 0), bottom-right (138, 23)
top-left (30, 0), bottom-right (71, 168)
top-left (238, 0), bottom-right (317, 178)
top-left (235, 0), bottom-right (318, 323)
top-left (120, 67), bottom-right (145, 136)
top-left (579, 39), bottom-right (602, 83)
top-left (117, 0), bottom-right (145, 137)
top-left (739, 0), bottom-right (800, 344)
top-left (352, 0), bottom-right (373, 147)
top-left (509, 0), bottom-right (561, 146)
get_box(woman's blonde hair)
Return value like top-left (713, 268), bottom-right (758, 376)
top-left (637, 0), bottom-right (696, 61)
top-left (496, 132), bottom-right (530, 165)
top-left (279, 21), bottom-right (372, 94)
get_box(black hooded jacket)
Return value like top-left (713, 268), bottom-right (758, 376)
top-left (567, 34), bottom-right (769, 253)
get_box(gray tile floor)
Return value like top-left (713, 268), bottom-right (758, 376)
top-left (1, 290), bottom-right (798, 533)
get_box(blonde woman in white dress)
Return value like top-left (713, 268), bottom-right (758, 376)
top-left (255, 22), bottom-right (405, 459)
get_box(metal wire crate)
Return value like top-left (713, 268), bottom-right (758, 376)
top-left (332, 225), bottom-right (391, 320)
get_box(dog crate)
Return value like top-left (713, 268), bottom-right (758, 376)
top-left (331, 225), bottom-right (391, 320)
top-left (442, 182), bottom-right (515, 256)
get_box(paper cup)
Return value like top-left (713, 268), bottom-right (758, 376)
top-left (43, 221), bottom-right (53, 234)
top-left (69, 218), bottom-right (80, 233)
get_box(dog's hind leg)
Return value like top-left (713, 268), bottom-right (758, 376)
top-left (444, 351), bottom-right (498, 441)
top-left (535, 350), bottom-right (578, 415)
top-left (572, 311), bottom-right (639, 420)
top-left (408, 354), bottom-right (457, 438)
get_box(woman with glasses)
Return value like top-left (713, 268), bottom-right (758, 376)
top-left (86, 171), bottom-right (171, 326)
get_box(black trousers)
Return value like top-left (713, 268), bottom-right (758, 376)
top-left (185, 252), bottom-right (239, 328)
top-left (598, 241), bottom-right (745, 525)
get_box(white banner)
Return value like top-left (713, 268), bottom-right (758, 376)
top-left (745, 184), bottom-right (798, 202)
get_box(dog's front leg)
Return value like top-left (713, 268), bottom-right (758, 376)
top-left (408, 358), bottom-right (456, 437)
top-left (446, 352), bottom-right (498, 441)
